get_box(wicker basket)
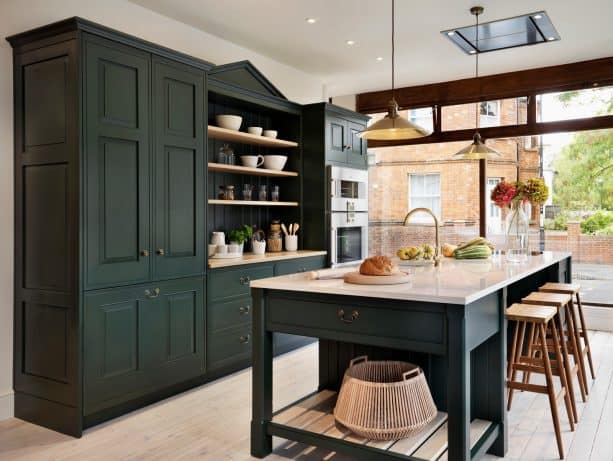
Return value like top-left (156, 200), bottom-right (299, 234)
top-left (333, 356), bottom-right (437, 440)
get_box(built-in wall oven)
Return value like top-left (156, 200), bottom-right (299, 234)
top-left (328, 166), bottom-right (368, 267)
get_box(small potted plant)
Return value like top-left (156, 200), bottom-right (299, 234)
top-left (228, 224), bottom-right (253, 254)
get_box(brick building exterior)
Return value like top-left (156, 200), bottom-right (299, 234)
top-left (368, 99), bottom-right (541, 227)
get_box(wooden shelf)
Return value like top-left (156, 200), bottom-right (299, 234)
top-left (208, 199), bottom-right (299, 207)
top-left (208, 163), bottom-right (298, 177)
top-left (271, 390), bottom-right (493, 461)
top-left (208, 125), bottom-right (298, 148)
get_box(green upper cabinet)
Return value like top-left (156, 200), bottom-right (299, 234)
top-left (347, 120), bottom-right (367, 167)
top-left (326, 115), bottom-right (348, 163)
top-left (152, 57), bottom-right (206, 280)
top-left (85, 36), bottom-right (151, 289)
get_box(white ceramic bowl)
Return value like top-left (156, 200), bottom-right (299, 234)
top-left (215, 115), bottom-right (242, 131)
top-left (263, 155), bottom-right (287, 171)
top-left (247, 126), bottom-right (263, 136)
top-left (262, 129), bottom-right (278, 139)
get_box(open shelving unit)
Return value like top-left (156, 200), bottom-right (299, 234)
top-left (208, 125), bottom-right (298, 148)
top-left (208, 162), bottom-right (298, 177)
top-left (208, 199), bottom-right (299, 207)
top-left (271, 390), bottom-right (495, 461)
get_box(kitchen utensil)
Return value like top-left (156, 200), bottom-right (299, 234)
top-left (307, 268), bottom-right (352, 280)
top-left (284, 235), bottom-right (298, 251)
top-left (211, 232), bottom-right (225, 246)
top-left (208, 244), bottom-right (217, 256)
top-left (262, 129), bottom-right (277, 138)
top-left (215, 115), bottom-right (242, 131)
top-left (242, 184), bottom-right (253, 201)
top-left (252, 240), bottom-right (266, 254)
top-left (258, 185), bottom-right (267, 201)
top-left (271, 185), bottom-right (280, 202)
top-left (262, 155), bottom-right (287, 170)
top-left (293, 223), bottom-right (300, 235)
top-left (288, 223), bottom-right (293, 235)
top-left (216, 244), bottom-right (228, 254)
top-left (281, 223), bottom-right (289, 236)
top-left (343, 271), bottom-right (410, 285)
top-left (241, 155), bottom-right (264, 168)
top-left (247, 126), bottom-right (263, 136)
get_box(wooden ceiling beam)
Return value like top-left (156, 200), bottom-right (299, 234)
top-left (356, 57), bottom-right (613, 113)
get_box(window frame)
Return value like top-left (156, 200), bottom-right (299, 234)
top-left (408, 173), bottom-right (441, 221)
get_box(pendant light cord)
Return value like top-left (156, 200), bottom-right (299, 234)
top-left (391, 0), bottom-right (395, 102)
top-left (475, 9), bottom-right (479, 130)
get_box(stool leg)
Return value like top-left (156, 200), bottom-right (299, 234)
top-left (540, 323), bottom-right (565, 460)
top-left (550, 318), bottom-right (575, 432)
top-left (567, 300), bottom-right (589, 397)
top-left (555, 309), bottom-right (579, 423)
top-left (522, 323), bottom-right (537, 386)
top-left (576, 292), bottom-right (596, 379)
top-left (508, 320), bottom-right (526, 411)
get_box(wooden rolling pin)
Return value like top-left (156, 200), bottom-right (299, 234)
top-left (307, 268), bottom-right (354, 280)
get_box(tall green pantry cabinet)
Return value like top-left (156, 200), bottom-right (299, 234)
top-left (8, 18), bottom-right (211, 436)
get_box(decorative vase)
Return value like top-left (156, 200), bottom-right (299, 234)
top-left (505, 202), bottom-right (529, 263)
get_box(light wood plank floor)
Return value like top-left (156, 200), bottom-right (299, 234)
top-left (1, 331), bottom-right (611, 461)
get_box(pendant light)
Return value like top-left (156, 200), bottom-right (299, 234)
top-left (358, 0), bottom-right (430, 140)
top-left (452, 6), bottom-right (502, 159)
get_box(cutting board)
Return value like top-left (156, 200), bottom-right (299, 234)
top-left (343, 271), bottom-right (410, 285)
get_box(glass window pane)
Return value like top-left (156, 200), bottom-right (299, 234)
top-left (537, 86), bottom-right (613, 122)
top-left (441, 97), bottom-right (527, 131)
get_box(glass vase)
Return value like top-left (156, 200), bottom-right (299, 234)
top-left (505, 202), bottom-right (529, 263)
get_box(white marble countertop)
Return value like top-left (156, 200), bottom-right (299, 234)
top-left (250, 251), bottom-right (571, 305)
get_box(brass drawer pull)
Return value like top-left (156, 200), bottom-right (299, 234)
top-left (240, 334), bottom-right (250, 344)
top-left (156, 248), bottom-right (165, 256)
top-left (239, 305), bottom-right (250, 315)
top-left (239, 276), bottom-right (251, 285)
top-left (140, 249), bottom-right (150, 257)
top-left (145, 287), bottom-right (160, 299)
top-left (338, 308), bottom-right (359, 324)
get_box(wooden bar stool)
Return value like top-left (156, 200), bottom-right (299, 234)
top-left (506, 303), bottom-right (574, 460)
top-left (521, 292), bottom-right (587, 423)
top-left (540, 282), bottom-right (595, 383)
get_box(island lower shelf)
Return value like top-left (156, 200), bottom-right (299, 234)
top-left (270, 390), bottom-right (496, 461)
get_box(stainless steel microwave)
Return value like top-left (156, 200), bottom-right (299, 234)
top-left (328, 165), bottom-right (368, 213)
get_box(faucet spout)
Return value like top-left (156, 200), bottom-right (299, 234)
top-left (402, 208), bottom-right (441, 266)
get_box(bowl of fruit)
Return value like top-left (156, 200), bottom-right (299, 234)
top-left (396, 243), bottom-right (437, 266)
top-left (442, 237), bottom-right (494, 259)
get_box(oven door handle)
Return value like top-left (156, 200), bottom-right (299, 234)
top-left (330, 227), bottom-right (337, 265)
top-left (329, 178), bottom-right (336, 198)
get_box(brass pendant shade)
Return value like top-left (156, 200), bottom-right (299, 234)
top-left (452, 132), bottom-right (502, 159)
top-left (358, 0), bottom-right (430, 141)
top-left (453, 6), bottom-right (502, 159)
top-left (359, 99), bottom-right (431, 140)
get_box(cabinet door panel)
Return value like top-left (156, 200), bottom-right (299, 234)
top-left (326, 116), bottom-right (347, 163)
top-left (153, 57), bottom-right (205, 279)
top-left (347, 120), bottom-right (367, 168)
top-left (85, 37), bottom-right (150, 288)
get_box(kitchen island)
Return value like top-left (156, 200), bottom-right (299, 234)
top-left (250, 252), bottom-right (572, 461)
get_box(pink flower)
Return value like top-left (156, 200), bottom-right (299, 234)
top-left (491, 181), bottom-right (518, 208)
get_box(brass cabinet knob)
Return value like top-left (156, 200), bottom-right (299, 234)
top-left (239, 276), bottom-right (251, 285)
top-left (156, 248), bottom-right (165, 256)
top-left (145, 287), bottom-right (160, 298)
top-left (239, 334), bottom-right (250, 344)
top-left (239, 305), bottom-right (250, 315)
top-left (140, 249), bottom-right (150, 257)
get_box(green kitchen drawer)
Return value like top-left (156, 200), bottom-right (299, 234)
top-left (207, 324), bottom-right (252, 370)
top-left (274, 255), bottom-right (326, 276)
top-left (208, 296), bottom-right (252, 333)
top-left (209, 264), bottom-right (274, 301)
top-left (267, 296), bottom-right (446, 354)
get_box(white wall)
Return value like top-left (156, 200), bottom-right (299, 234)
top-left (0, 0), bottom-right (325, 421)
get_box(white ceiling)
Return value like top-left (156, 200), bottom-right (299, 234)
top-left (131, 0), bottom-right (613, 97)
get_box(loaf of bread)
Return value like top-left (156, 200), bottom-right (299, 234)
top-left (359, 256), bottom-right (399, 276)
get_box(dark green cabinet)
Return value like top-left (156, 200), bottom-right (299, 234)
top-left (326, 115), bottom-right (348, 163)
top-left (323, 110), bottom-right (368, 167)
top-left (85, 38), bottom-right (152, 288)
top-left (84, 277), bottom-right (205, 415)
top-left (152, 57), bottom-right (206, 279)
top-left (347, 120), bottom-right (367, 167)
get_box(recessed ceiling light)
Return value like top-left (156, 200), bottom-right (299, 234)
top-left (533, 14), bottom-right (542, 19)
top-left (469, 50), bottom-right (477, 54)
top-left (305, 17), bottom-right (317, 24)
top-left (447, 31), bottom-right (455, 36)
top-left (346, 40), bottom-right (356, 46)
top-left (376, 56), bottom-right (384, 61)
top-left (547, 36), bottom-right (556, 41)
